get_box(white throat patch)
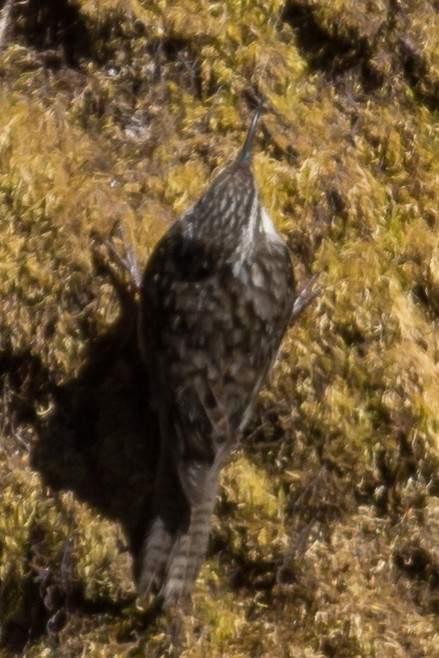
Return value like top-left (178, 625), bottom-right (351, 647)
top-left (261, 207), bottom-right (281, 240)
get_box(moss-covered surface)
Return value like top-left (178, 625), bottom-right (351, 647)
top-left (2, 0), bottom-right (439, 655)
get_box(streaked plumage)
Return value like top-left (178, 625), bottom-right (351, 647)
top-left (137, 109), bottom-right (295, 608)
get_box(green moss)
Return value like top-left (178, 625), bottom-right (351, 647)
top-left (2, 0), bottom-right (439, 655)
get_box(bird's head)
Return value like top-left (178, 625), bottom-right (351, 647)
top-left (182, 109), bottom-right (263, 246)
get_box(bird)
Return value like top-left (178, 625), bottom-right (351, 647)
top-left (136, 107), bottom-right (296, 609)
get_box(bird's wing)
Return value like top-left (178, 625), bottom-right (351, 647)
top-left (171, 380), bottom-right (230, 506)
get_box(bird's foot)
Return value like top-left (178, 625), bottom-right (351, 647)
top-left (290, 274), bottom-right (320, 323)
top-left (91, 220), bottom-right (141, 311)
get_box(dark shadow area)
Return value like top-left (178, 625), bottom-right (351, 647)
top-left (10, 0), bottom-right (91, 69)
top-left (281, 2), bottom-right (375, 79)
top-left (280, 1), bottom-right (407, 94)
top-left (30, 299), bottom-right (160, 559)
top-left (398, 35), bottom-right (439, 111)
top-left (394, 542), bottom-right (439, 615)
top-left (0, 253), bottom-right (161, 651)
top-left (282, 1), bottom-right (439, 107)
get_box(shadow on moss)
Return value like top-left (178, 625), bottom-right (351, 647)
top-left (11, 0), bottom-right (91, 69)
top-left (0, 248), bottom-right (160, 616)
top-left (30, 302), bottom-right (160, 561)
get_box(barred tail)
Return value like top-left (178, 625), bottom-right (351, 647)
top-left (136, 455), bottom-right (190, 602)
top-left (136, 515), bottom-right (177, 601)
top-left (136, 463), bottom-right (220, 609)
top-left (161, 484), bottom-right (219, 607)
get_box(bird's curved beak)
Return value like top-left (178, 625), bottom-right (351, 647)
top-left (237, 107), bottom-right (262, 164)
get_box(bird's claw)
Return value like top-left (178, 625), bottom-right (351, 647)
top-left (106, 221), bottom-right (142, 291)
top-left (290, 274), bottom-right (320, 323)
top-left (91, 221), bottom-right (141, 311)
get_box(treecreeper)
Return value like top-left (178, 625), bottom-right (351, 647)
top-left (136, 108), bottom-right (309, 609)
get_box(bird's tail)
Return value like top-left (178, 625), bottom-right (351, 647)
top-left (160, 486), bottom-right (218, 607)
top-left (136, 463), bottom-right (220, 609)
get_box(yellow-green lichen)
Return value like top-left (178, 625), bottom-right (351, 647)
top-left (2, 0), bottom-right (439, 656)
